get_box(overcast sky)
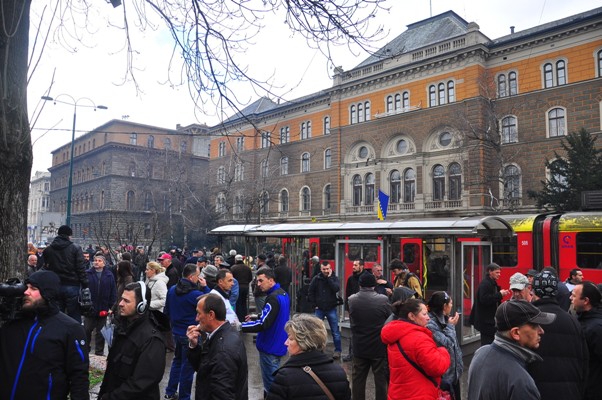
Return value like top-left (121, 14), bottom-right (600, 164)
top-left (28, 0), bottom-right (601, 175)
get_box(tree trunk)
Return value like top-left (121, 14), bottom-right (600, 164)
top-left (0, 0), bottom-right (32, 281)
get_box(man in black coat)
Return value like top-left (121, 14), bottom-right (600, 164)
top-left (0, 270), bottom-right (89, 400)
top-left (528, 270), bottom-right (589, 400)
top-left (572, 281), bottom-right (602, 400)
top-left (470, 263), bottom-right (510, 345)
top-left (348, 273), bottom-right (391, 400)
top-left (99, 282), bottom-right (167, 400)
top-left (187, 293), bottom-right (248, 400)
top-left (308, 261), bottom-right (343, 359)
top-left (42, 225), bottom-right (89, 322)
top-left (343, 259), bottom-right (371, 361)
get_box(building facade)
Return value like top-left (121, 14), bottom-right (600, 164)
top-left (48, 120), bottom-right (211, 248)
top-left (208, 8), bottom-right (602, 224)
top-left (27, 171), bottom-right (52, 244)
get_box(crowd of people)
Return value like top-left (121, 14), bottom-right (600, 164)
top-left (3, 227), bottom-right (602, 400)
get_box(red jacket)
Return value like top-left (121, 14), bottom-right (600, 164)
top-left (381, 319), bottom-right (450, 400)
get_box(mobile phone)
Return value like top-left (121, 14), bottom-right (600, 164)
top-left (456, 309), bottom-right (462, 315)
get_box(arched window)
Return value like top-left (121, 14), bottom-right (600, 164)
top-left (323, 116), bottom-right (331, 135)
top-left (218, 142), bottom-right (226, 157)
top-left (402, 91), bottom-right (410, 109)
top-left (323, 184), bottom-right (331, 210)
top-left (364, 173), bottom-right (375, 206)
top-left (280, 157), bottom-right (289, 175)
top-left (497, 74), bottom-right (507, 97)
top-left (544, 63), bottom-right (553, 88)
top-left (598, 50), bottom-right (602, 77)
top-left (394, 94), bottom-right (401, 110)
top-left (429, 85), bottom-right (436, 107)
top-left (301, 152), bottom-right (310, 173)
top-left (548, 159), bottom-right (568, 187)
top-left (324, 149), bottom-right (332, 169)
top-left (180, 140), bottom-right (187, 153)
top-left (503, 165), bottom-right (521, 199)
top-left (216, 194), bottom-right (226, 214)
top-left (144, 192), bottom-right (153, 210)
top-left (448, 162), bottom-right (462, 201)
top-left (301, 187), bottom-right (311, 211)
top-left (280, 190), bottom-right (289, 212)
top-left (364, 101), bottom-right (371, 121)
top-left (126, 191), bottom-right (135, 210)
top-left (438, 83), bottom-right (446, 105)
top-left (128, 162), bottom-right (136, 177)
top-left (163, 138), bottom-right (171, 150)
top-left (556, 60), bottom-right (566, 85)
top-left (350, 105), bottom-right (357, 124)
top-left (260, 192), bottom-right (269, 215)
top-left (404, 168), bottom-right (416, 203)
top-left (352, 175), bottom-right (362, 206)
top-left (130, 133), bottom-right (137, 145)
top-left (386, 95), bottom-right (393, 112)
top-left (234, 195), bottom-right (243, 215)
top-left (447, 81), bottom-right (455, 102)
top-left (217, 166), bottom-right (226, 184)
top-left (501, 116), bottom-right (518, 144)
top-left (261, 159), bottom-right (269, 178)
top-left (100, 191), bottom-right (105, 209)
top-left (357, 103), bottom-right (364, 123)
top-left (548, 108), bottom-right (566, 137)
top-left (390, 170), bottom-right (401, 203)
top-left (508, 72), bottom-right (517, 95)
top-left (433, 165), bottom-right (445, 201)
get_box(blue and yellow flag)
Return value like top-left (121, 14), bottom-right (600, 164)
top-left (377, 190), bottom-right (389, 220)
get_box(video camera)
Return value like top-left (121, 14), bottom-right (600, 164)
top-left (0, 278), bottom-right (26, 324)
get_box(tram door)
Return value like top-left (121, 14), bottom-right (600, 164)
top-left (461, 241), bottom-right (492, 343)
top-left (336, 239), bottom-right (383, 320)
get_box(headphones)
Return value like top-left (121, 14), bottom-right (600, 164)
top-left (136, 281), bottom-right (148, 314)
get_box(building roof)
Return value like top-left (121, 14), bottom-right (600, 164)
top-left (223, 97), bottom-right (280, 123)
top-left (356, 11), bottom-right (471, 69)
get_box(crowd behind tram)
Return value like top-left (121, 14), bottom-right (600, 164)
top-left (4, 225), bottom-right (602, 400)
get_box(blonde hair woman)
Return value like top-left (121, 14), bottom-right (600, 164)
top-left (145, 261), bottom-right (168, 312)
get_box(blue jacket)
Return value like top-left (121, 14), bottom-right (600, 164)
top-left (165, 278), bottom-right (203, 336)
top-left (242, 283), bottom-right (290, 356)
top-left (86, 267), bottom-right (117, 313)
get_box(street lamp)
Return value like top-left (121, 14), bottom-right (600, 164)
top-left (41, 95), bottom-right (108, 226)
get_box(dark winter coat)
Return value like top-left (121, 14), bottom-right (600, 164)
top-left (274, 264), bottom-right (292, 292)
top-left (86, 267), bottom-right (117, 314)
top-left (577, 307), bottom-right (602, 400)
top-left (231, 262), bottom-right (253, 288)
top-left (528, 297), bottom-right (588, 400)
top-left (0, 305), bottom-right (89, 400)
top-left (165, 264), bottom-right (179, 288)
top-left (42, 235), bottom-right (88, 287)
top-left (308, 272), bottom-right (340, 311)
top-left (267, 350), bottom-right (351, 400)
top-left (381, 319), bottom-right (450, 400)
top-left (344, 269), bottom-right (371, 309)
top-left (188, 322), bottom-right (248, 400)
top-left (164, 278), bottom-right (203, 336)
top-left (348, 288), bottom-right (390, 359)
top-left (470, 275), bottom-right (503, 338)
top-left (98, 313), bottom-right (167, 400)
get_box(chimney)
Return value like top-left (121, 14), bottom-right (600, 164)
top-left (510, 26), bottom-right (515, 34)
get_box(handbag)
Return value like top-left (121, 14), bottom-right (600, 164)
top-left (303, 366), bottom-right (335, 400)
top-left (396, 342), bottom-right (451, 400)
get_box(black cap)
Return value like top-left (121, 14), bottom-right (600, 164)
top-left (532, 271), bottom-right (558, 298)
top-left (197, 256), bottom-right (207, 263)
top-left (257, 254), bottom-right (267, 261)
top-left (526, 269), bottom-right (538, 277)
top-left (359, 273), bottom-right (376, 287)
top-left (495, 300), bottom-right (556, 331)
top-left (26, 270), bottom-right (60, 301)
top-left (58, 225), bottom-right (72, 236)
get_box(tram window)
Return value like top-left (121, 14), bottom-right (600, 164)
top-left (365, 244), bottom-right (379, 262)
top-left (390, 242), bottom-right (401, 262)
top-left (576, 232), bottom-right (602, 269)
top-left (310, 242), bottom-right (318, 258)
top-left (348, 244), bottom-right (362, 261)
top-left (319, 237), bottom-right (335, 260)
top-left (492, 236), bottom-right (518, 267)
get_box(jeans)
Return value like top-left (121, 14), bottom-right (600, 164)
top-left (259, 351), bottom-right (282, 394)
top-left (314, 308), bottom-right (342, 352)
top-left (57, 285), bottom-right (82, 323)
top-left (166, 334), bottom-right (195, 400)
top-left (352, 356), bottom-right (389, 400)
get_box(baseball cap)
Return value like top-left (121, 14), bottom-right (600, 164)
top-left (509, 273), bottom-right (529, 290)
top-left (158, 253), bottom-right (172, 260)
top-left (359, 273), bottom-right (377, 287)
top-left (532, 271), bottom-right (559, 298)
top-left (495, 300), bottom-right (556, 331)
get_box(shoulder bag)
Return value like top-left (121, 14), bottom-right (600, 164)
top-left (396, 342), bottom-right (451, 400)
top-left (303, 365), bottom-right (335, 400)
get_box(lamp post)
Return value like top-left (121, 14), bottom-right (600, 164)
top-left (41, 95), bottom-right (108, 226)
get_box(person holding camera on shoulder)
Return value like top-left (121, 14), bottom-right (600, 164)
top-left (0, 270), bottom-right (90, 400)
top-left (84, 255), bottom-right (117, 356)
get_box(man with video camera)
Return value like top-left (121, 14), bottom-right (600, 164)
top-left (42, 225), bottom-right (90, 322)
top-left (0, 270), bottom-right (89, 399)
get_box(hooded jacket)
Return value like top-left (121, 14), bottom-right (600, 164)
top-left (164, 278), bottom-right (203, 336)
top-left (42, 235), bottom-right (88, 288)
top-left (146, 272), bottom-right (169, 312)
top-left (98, 312), bottom-right (167, 400)
top-left (0, 270), bottom-right (89, 400)
top-left (381, 319), bottom-right (450, 400)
